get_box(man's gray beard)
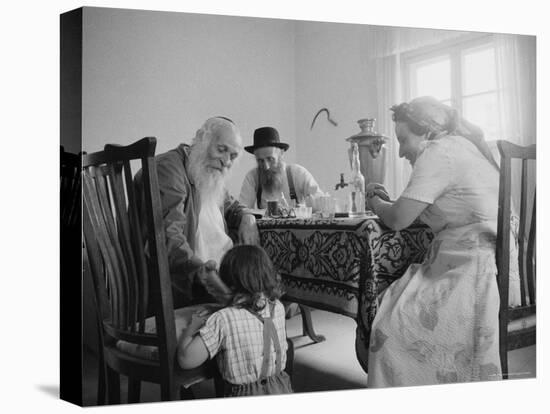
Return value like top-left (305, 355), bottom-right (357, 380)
top-left (188, 147), bottom-right (227, 208)
top-left (259, 163), bottom-right (285, 193)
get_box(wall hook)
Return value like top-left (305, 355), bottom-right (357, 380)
top-left (310, 108), bottom-right (338, 130)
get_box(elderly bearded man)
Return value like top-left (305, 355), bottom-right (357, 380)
top-left (135, 117), bottom-right (259, 308)
top-left (239, 126), bottom-right (323, 209)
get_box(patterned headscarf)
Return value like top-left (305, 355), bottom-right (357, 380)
top-left (390, 96), bottom-right (499, 170)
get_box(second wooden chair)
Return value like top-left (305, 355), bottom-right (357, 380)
top-left (496, 140), bottom-right (536, 379)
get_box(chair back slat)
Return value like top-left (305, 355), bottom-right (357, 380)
top-left (83, 169), bottom-right (125, 328)
top-left (96, 165), bottom-right (132, 329)
top-left (83, 207), bottom-right (111, 325)
top-left (526, 193), bottom-right (536, 303)
top-left (136, 153), bottom-right (177, 385)
top-left (108, 162), bottom-right (139, 332)
top-left (123, 160), bottom-right (150, 334)
top-left (496, 140), bottom-right (536, 378)
top-left (518, 159), bottom-right (529, 306)
top-left (496, 149), bottom-right (511, 338)
top-left (514, 150), bottom-right (536, 308)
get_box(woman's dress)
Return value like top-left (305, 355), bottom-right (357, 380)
top-left (367, 135), bottom-right (517, 387)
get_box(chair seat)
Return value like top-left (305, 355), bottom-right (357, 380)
top-left (104, 343), bottom-right (217, 389)
top-left (116, 303), bottom-right (222, 361)
top-left (508, 313), bottom-right (536, 333)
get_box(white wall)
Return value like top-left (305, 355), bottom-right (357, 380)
top-left (81, 8), bottom-right (378, 197)
top-left (294, 22), bottom-right (378, 197)
top-left (82, 7), bottom-right (296, 196)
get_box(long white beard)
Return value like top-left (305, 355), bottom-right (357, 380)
top-left (188, 147), bottom-right (228, 208)
top-left (197, 170), bottom-right (226, 207)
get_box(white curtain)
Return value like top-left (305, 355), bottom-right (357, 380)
top-left (494, 34), bottom-right (536, 146)
top-left (493, 34), bottom-right (536, 215)
top-left (375, 53), bottom-right (411, 200)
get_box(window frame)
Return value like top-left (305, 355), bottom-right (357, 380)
top-left (401, 33), bottom-right (498, 116)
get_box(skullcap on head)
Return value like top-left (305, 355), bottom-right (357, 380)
top-left (214, 116), bottom-right (235, 124)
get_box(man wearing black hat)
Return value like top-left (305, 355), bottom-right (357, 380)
top-left (239, 126), bottom-right (323, 209)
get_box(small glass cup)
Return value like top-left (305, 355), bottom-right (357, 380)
top-left (320, 196), bottom-right (336, 218)
top-left (266, 200), bottom-right (280, 217)
top-left (295, 205), bottom-right (312, 219)
top-left (334, 197), bottom-right (347, 214)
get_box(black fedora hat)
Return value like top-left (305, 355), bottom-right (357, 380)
top-left (244, 127), bottom-right (290, 154)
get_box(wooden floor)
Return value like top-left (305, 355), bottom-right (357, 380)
top-left (82, 309), bottom-right (536, 406)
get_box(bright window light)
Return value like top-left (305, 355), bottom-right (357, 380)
top-left (463, 93), bottom-right (499, 140)
top-left (463, 46), bottom-right (497, 95)
top-left (412, 57), bottom-right (451, 101)
top-left (404, 37), bottom-right (501, 141)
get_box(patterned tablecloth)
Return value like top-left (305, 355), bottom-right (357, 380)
top-left (257, 214), bottom-right (433, 372)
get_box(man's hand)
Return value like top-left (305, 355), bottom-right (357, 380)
top-left (238, 214), bottom-right (260, 245)
top-left (198, 261), bottom-right (233, 305)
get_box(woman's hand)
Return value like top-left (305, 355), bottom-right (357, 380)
top-left (365, 183), bottom-right (391, 201)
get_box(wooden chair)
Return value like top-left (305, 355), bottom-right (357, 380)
top-left (82, 137), bottom-right (218, 403)
top-left (496, 140), bottom-right (536, 379)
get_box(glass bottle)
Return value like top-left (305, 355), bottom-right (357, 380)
top-left (349, 143), bottom-right (365, 217)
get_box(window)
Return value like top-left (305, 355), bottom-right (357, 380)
top-left (403, 35), bottom-right (501, 140)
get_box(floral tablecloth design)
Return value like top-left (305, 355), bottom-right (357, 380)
top-left (257, 216), bottom-right (433, 372)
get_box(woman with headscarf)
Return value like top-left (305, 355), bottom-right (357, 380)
top-left (363, 96), bottom-right (519, 387)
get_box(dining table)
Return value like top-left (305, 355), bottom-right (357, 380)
top-left (257, 212), bottom-right (434, 373)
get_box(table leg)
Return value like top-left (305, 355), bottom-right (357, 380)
top-left (299, 305), bottom-right (326, 343)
